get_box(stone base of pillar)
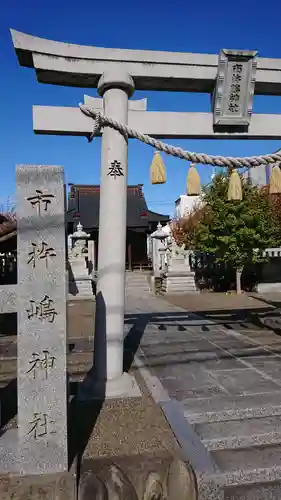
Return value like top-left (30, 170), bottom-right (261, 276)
top-left (78, 372), bottom-right (141, 401)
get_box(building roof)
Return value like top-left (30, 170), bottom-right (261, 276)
top-left (0, 215), bottom-right (17, 246)
top-left (67, 184), bottom-right (169, 229)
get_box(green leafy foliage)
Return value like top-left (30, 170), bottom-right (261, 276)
top-left (189, 173), bottom-right (281, 272)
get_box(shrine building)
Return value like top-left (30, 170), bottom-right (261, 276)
top-left (67, 184), bottom-right (169, 270)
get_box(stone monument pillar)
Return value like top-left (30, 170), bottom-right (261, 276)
top-left (17, 165), bottom-right (68, 474)
top-left (92, 70), bottom-right (139, 396)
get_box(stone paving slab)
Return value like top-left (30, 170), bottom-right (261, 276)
top-left (164, 292), bottom-right (277, 311)
top-left (208, 368), bottom-right (281, 396)
top-left (124, 291), bottom-right (281, 499)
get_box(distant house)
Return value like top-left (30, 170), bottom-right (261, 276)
top-left (174, 195), bottom-right (202, 219)
top-left (245, 148), bottom-right (281, 186)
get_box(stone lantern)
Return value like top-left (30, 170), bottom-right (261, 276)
top-left (70, 222), bottom-right (90, 257)
top-left (69, 222), bottom-right (93, 297)
top-left (151, 222), bottom-right (169, 277)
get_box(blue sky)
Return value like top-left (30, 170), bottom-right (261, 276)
top-left (1, 0), bottom-right (281, 216)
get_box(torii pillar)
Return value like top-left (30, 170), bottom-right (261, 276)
top-left (92, 70), bottom-right (138, 395)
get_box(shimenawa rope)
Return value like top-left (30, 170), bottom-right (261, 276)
top-left (80, 105), bottom-right (281, 170)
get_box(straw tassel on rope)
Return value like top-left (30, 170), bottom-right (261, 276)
top-left (187, 163), bottom-right (201, 195)
top-left (227, 169), bottom-right (243, 201)
top-left (269, 163), bottom-right (281, 194)
top-left (150, 151), bottom-right (166, 184)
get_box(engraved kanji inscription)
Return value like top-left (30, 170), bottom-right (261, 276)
top-left (108, 160), bottom-right (124, 179)
top-left (233, 63), bottom-right (243, 73)
top-left (27, 190), bottom-right (54, 215)
top-left (26, 295), bottom-right (57, 323)
top-left (28, 412), bottom-right (56, 439)
top-left (26, 350), bottom-right (56, 380)
top-left (230, 83), bottom-right (241, 94)
top-left (27, 242), bottom-right (56, 268)
top-left (232, 73), bottom-right (242, 83)
top-left (213, 49), bottom-right (257, 126)
top-left (228, 103), bottom-right (240, 113)
top-left (228, 64), bottom-right (243, 113)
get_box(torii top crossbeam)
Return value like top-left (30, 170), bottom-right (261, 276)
top-left (10, 30), bottom-right (281, 140)
top-left (10, 29), bottom-right (281, 95)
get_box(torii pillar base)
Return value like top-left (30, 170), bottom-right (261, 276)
top-left (78, 372), bottom-right (141, 401)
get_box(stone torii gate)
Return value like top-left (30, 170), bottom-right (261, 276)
top-left (11, 29), bottom-right (281, 397)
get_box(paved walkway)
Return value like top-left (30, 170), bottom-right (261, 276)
top-left (165, 290), bottom-right (279, 311)
top-left (2, 288), bottom-right (281, 498)
top-left (124, 290), bottom-right (281, 499)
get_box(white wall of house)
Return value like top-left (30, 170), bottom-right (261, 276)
top-left (174, 195), bottom-right (202, 219)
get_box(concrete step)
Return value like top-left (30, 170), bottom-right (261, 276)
top-left (126, 285), bottom-right (150, 288)
top-left (204, 431), bottom-right (281, 451)
top-left (164, 282), bottom-right (196, 285)
top-left (183, 400), bottom-right (281, 499)
top-left (125, 281), bottom-right (150, 286)
top-left (125, 280), bottom-right (150, 284)
top-left (125, 277), bottom-right (150, 281)
top-left (125, 273), bottom-right (150, 278)
top-left (211, 442), bottom-right (281, 474)
top-left (165, 285), bottom-right (196, 289)
top-left (223, 477), bottom-right (281, 500)
top-left (125, 283), bottom-right (150, 288)
top-left (195, 415), bottom-right (281, 449)
top-left (165, 279), bottom-right (195, 283)
top-left (126, 282), bottom-right (151, 290)
top-left (165, 277), bottom-right (195, 281)
top-left (163, 275), bottom-right (198, 294)
top-left (125, 275), bottom-right (151, 293)
top-left (125, 282), bottom-right (150, 286)
top-left (126, 288), bottom-right (150, 292)
top-left (163, 281), bottom-right (196, 285)
top-left (164, 286), bottom-right (196, 290)
top-left (183, 392), bottom-right (281, 423)
top-left (164, 282), bottom-right (196, 286)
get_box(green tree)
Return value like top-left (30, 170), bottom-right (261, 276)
top-left (190, 173), bottom-right (281, 294)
